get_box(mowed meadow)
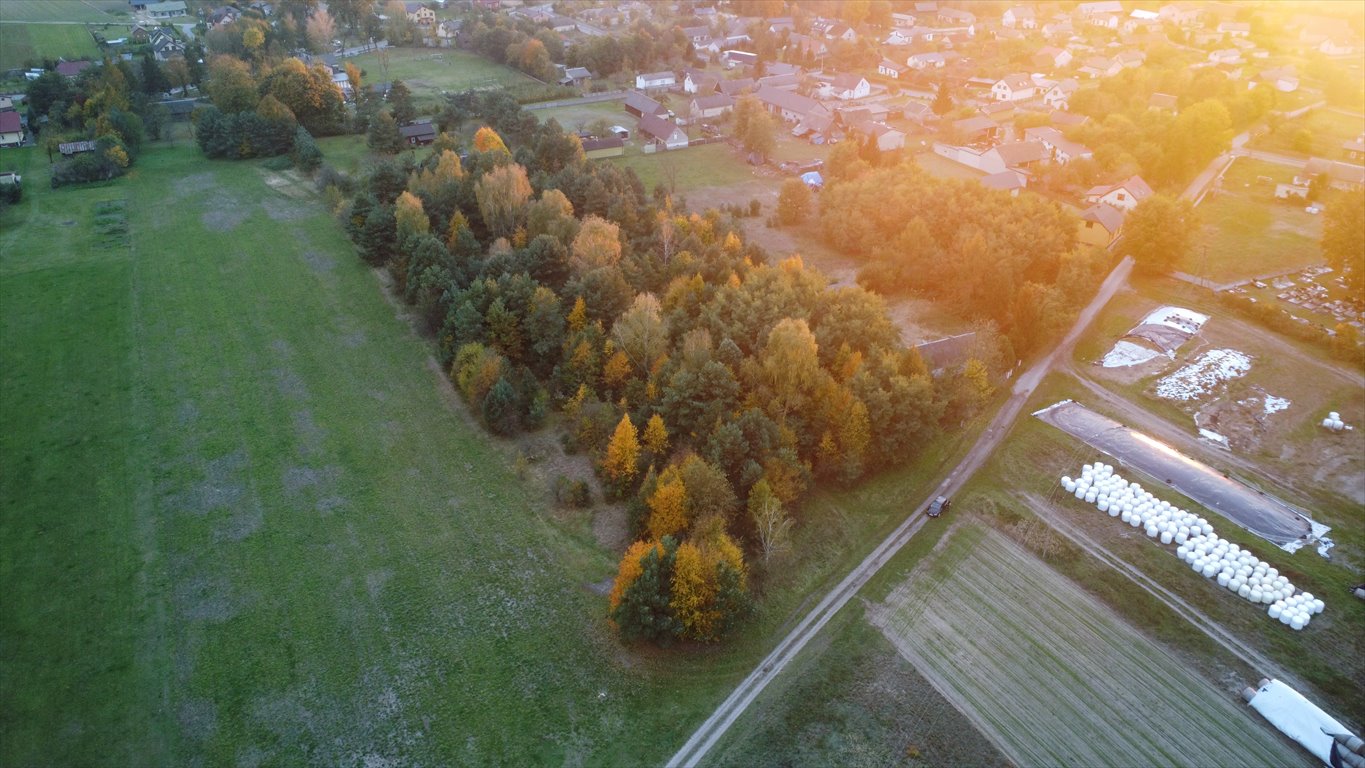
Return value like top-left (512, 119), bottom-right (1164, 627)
top-left (0, 143), bottom-right (748, 765)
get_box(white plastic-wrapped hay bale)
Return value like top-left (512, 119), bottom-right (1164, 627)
top-left (1217, 572), bottom-right (1230, 586)
top-left (1146, 525), bottom-right (1159, 538)
top-left (1239, 584), bottom-right (1252, 598)
top-left (1250, 589), bottom-right (1263, 603)
top-left (1312, 599), bottom-right (1325, 615)
top-left (1129, 515), bottom-right (1141, 528)
top-left (1098, 499), bottom-right (1110, 513)
top-left (1229, 577), bottom-right (1243, 591)
top-left (1202, 563), bottom-right (1218, 578)
top-left (1269, 604), bottom-right (1283, 620)
top-left (1160, 531), bottom-right (1173, 544)
top-left (1108, 506), bottom-right (1120, 518)
top-left (1291, 615), bottom-right (1306, 631)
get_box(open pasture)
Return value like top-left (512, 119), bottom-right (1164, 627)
top-left (0, 23), bottom-right (100, 70)
top-left (869, 525), bottom-right (1312, 768)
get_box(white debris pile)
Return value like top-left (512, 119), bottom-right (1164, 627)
top-left (1155, 348), bottom-right (1251, 400)
top-left (1101, 340), bottom-right (1161, 368)
top-left (1142, 306), bottom-right (1209, 335)
top-left (1198, 428), bottom-right (1230, 448)
top-left (1263, 395), bottom-right (1290, 415)
top-left (1320, 411), bottom-right (1353, 432)
top-left (1060, 461), bottom-right (1323, 629)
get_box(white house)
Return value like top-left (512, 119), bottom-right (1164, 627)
top-left (878, 58), bottom-right (909, 79)
top-left (907, 52), bottom-right (947, 69)
top-left (1208, 49), bottom-right (1242, 65)
top-left (1079, 56), bottom-right (1122, 78)
top-left (1158, 3), bottom-right (1201, 26)
top-left (754, 86), bottom-right (829, 124)
top-left (1043, 78), bottom-right (1079, 109)
top-left (1025, 126), bottom-right (1093, 163)
top-left (1076, 1), bottom-right (1123, 16)
top-left (1085, 175), bottom-right (1154, 211)
top-left (938, 7), bottom-right (976, 25)
top-left (1035, 46), bottom-right (1072, 69)
top-left (0, 111), bottom-right (24, 147)
top-left (992, 73), bottom-right (1036, 102)
top-left (827, 73), bottom-right (870, 100)
top-left (682, 70), bottom-right (716, 94)
top-left (825, 23), bottom-right (857, 42)
top-left (405, 2), bottom-right (436, 26)
top-left (1002, 6), bottom-right (1037, 29)
top-left (687, 93), bottom-right (734, 122)
top-left (635, 71), bottom-right (676, 90)
top-left (1217, 20), bottom-right (1251, 38)
top-left (1114, 50), bottom-right (1146, 68)
top-left (892, 12), bottom-right (917, 28)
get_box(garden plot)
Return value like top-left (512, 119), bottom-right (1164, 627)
top-left (1100, 306), bottom-right (1207, 369)
top-left (868, 526), bottom-right (1313, 768)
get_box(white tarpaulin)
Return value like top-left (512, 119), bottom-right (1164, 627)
top-left (1247, 679), bottom-right (1352, 766)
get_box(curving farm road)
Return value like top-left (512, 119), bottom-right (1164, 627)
top-left (666, 257), bottom-right (1134, 768)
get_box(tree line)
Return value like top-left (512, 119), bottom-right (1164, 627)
top-left (328, 91), bottom-right (994, 645)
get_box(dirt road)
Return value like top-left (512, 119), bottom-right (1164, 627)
top-left (666, 257), bottom-right (1134, 768)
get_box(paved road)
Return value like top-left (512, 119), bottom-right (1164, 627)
top-left (666, 256), bottom-right (1135, 768)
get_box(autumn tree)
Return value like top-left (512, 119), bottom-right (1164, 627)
top-left (612, 293), bottom-right (668, 375)
top-left (526, 188), bottom-right (579, 246)
top-left (777, 178), bottom-right (811, 225)
top-left (394, 190), bottom-right (429, 242)
top-left (742, 109), bottom-right (776, 159)
top-left (388, 79), bottom-right (415, 125)
top-left (647, 467), bottom-right (689, 540)
top-left (757, 318), bottom-right (827, 423)
top-left (1322, 188), bottom-right (1364, 293)
top-left (602, 412), bottom-right (641, 489)
top-left (570, 215), bottom-right (622, 271)
top-left (1123, 194), bottom-right (1198, 274)
top-left (670, 534), bottom-right (749, 641)
top-left (643, 414), bottom-right (669, 458)
top-left (473, 125), bottom-right (510, 155)
top-left (206, 55), bottom-right (258, 113)
top-left (475, 163), bottom-right (533, 238)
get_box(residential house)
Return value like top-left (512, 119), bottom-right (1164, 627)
top-left (400, 121), bottom-right (437, 146)
top-left (435, 20), bottom-right (462, 45)
top-left (145, 0), bottom-right (187, 18)
top-left (788, 34), bottom-right (829, 59)
top-left (996, 27), bottom-right (1026, 42)
top-left (1051, 109), bottom-right (1090, 127)
top-left (1034, 46), bottom-right (1072, 69)
top-left (637, 113), bottom-right (689, 150)
top-left (992, 73), bottom-right (1036, 102)
top-left (861, 123), bottom-right (906, 152)
top-left (1079, 56), bottom-right (1122, 78)
top-left (1255, 67), bottom-right (1299, 93)
top-left (1123, 9), bottom-right (1161, 34)
top-left (624, 91), bottom-right (667, 118)
top-left (0, 111), bottom-right (23, 147)
top-left (687, 93), bottom-right (734, 122)
top-left (331, 68), bottom-right (353, 99)
top-left (883, 30), bottom-right (916, 46)
top-left (1026, 126), bottom-right (1093, 163)
top-left (938, 7), bottom-right (976, 26)
top-left (723, 50), bottom-right (758, 68)
top-left (907, 52), bottom-right (947, 69)
top-left (405, 2), bottom-right (435, 25)
top-left (1217, 20), bottom-right (1251, 38)
top-left (1086, 175), bottom-right (1154, 210)
top-left (1344, 136), bottom-right (1364, 162)
top-left (683, 70), bottom-right (717, 94)
top-left (558, 66), bottom-right (593, 87)
top-left (827, 73), bottom-right (870, 101)
top-left (825, 24), bottom-right (857, 42)
top-left (1158, 3), bottom-right (1201, 26)
top-left (981, 101), bottom-right (1016, 120)
top-left (933, 140), bottom-right (1048, 174)
top-left (892, 12), bottom-right (917, 28)
top-left (581, 135), bottom-right (625, 159)
top-left (0, 93), bottom-right (20, 111)
top-left (1075, 1), bottom-right (1123, 17)
top-left (635, 71), bottom-right (676, 90)
top-left (681, 26), bottom-right (711, 45)
top-left (149, 30), bottom-right (185, 61)
top-left (1041, 18), bottom-right (1073, 38)
top-left (1302, 157), bottom-right (1365, 191)
top-left (1043, 78), bottom-right (1079, 109)
top-left (914, 331), bottom-right (977, 375)
top-left (1089, 12), bottom-right (1121, 29)
top-left (55, 60), bottom-right (94, 79)
top-left (1114, 50), bottom-right (1145, 68)
top-left (756, 72), bottom-right (802, 91)
top-left (1319, 38), bottom-right (1356, 56)
top-left (717, 78), bottom-right (754, 96)
top-left (754, 86), bottom-right (829, 124)
top-left (1208, 49), bottom-right (1242, 65)
top-left (547, 15), bottom-right (577, 33)
top-left (1148, 92), bottom-right (1178, 112)
top-left (878, 59), bottom-right (909, 79)
top-left (1002, 6), bottom-right (1037, 29)
top-left (766, 17), bottom-right (795, 33)
top-left (903, 101), bottom-right (937, 125)
top-left (981, 170), bottom-right (1026, 195)
top-left (1078, 203), bottom-right (1124, 247)
top-left (952, 115), bottom-right (999, 142)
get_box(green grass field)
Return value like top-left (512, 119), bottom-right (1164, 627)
top-left (1250, 108), bottom-right (1365, 159)
top-left (527, 99), bottom-right (625, 132)
top-left (0, 23), bottom-right (100, 70)
top-left (606, 142), bottom-right (754, 193)
top-left (348, 47), bottom-right (541, 107)
top-left (1185, 158), bottom-right (1325, 284)
top-left (0, 0), bottom-right (128, 22)
top-left (0, 138), bottom-right (998, 764)
top-left (869, 525), bottom-right (1313, 768)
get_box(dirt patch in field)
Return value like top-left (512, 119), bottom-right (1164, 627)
top-left (201, 191), bottom-right (251, 232)
top-left (178, 450), bottom-right (249, 516)
top-left (302, 250), bottom-right (336, 273)
top-left (213, 500), bottom-right (263, 542)
top-left (282, 464), bottom-right (343, 496)
top-left (177, 697), bottom-right (218, 743)
top-left (173, 571), bottom-right (248, 623)
top-left (292, 409), bottom-right (326, 456)
top-left (173, 172), bottom-right (217, 197)
top-left (272, 366), bottom-right (308, 399)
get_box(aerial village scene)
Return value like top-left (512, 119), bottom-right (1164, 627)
top-left (0, 0), bottom-right (1362, 765)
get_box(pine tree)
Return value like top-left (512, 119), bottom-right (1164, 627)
top-left (602, 413), bottom-right (641, 489)
top-left (481, 376), bottom-right (520, 435)
top-left (610, 536), bottom-right (682, 643)
top-left (367, 110), bottom-right (404, 153)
